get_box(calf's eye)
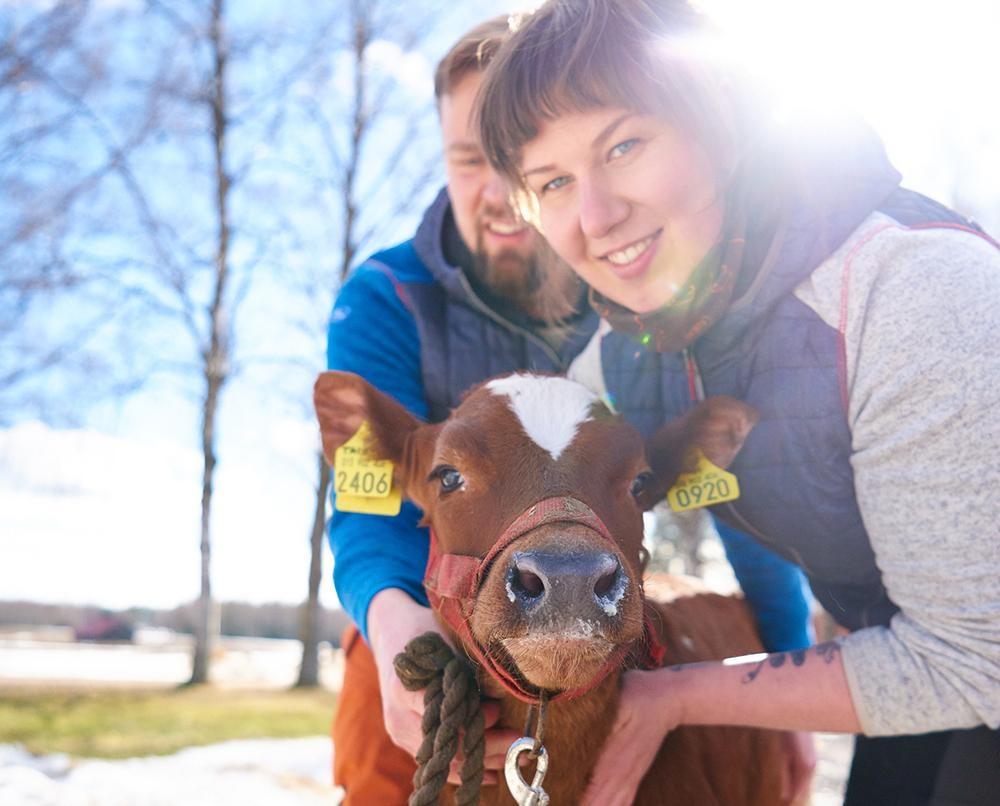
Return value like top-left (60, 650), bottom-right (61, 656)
top-left (630, 471), bottom-right (654, 499)
top-left (432, 465), bottom-right (465, 493)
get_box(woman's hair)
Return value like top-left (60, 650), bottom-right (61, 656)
top-left (477, 0), bottom-right (740, 190)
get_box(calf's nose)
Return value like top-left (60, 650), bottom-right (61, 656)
top-left (508, 549), bottom-right (626, 618)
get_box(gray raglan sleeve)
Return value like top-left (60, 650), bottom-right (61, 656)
top-left (834, 224), bottom-right (1000, 735)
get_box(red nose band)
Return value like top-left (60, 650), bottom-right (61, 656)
top-left (426, 496), bottom-right (614, 603)
top-left (424, 496), bottom-right (666, 704)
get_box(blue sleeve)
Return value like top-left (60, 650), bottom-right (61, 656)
top-left (326, 263), bottom-right (431, 641)
top-left (713, 515), bottom-right (814, 651)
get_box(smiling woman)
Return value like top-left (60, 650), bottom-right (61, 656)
top-left (476, 1), bottom-right (1000, 805)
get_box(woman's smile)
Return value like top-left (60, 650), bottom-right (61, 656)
top-left (598, 229), bottom-right (663, 280)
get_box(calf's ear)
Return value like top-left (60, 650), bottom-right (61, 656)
top-left (313, 371), bottom-right (422, 469)
top-left (640, 396), bottom-right (758, 509)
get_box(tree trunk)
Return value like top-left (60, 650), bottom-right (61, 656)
top-left (295, 452), bottom-right (331, 687)
top-left (189, 371), bottom-right (222, 684)
top-left (188, 0), bottom-right (231, 686)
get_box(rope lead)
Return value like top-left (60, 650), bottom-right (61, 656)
top-left (394, 632), bottom-right (486, 805)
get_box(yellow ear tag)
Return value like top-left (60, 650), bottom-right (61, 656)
top-left (333, 421), bottom-right (402, 517)
top-left (666, 450), bottom-right (740, 513)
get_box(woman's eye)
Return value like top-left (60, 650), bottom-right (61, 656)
top-left (630, 471), bottom-right (654, 499)
top-left (609, 138), bottom-right (640, 160)
top-left (541, 175), bottom-right (571, 194)
top-left (435, 466), bottom-right (465, 493)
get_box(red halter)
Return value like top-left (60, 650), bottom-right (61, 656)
top-left (424, 495), bottom-right (666, 704)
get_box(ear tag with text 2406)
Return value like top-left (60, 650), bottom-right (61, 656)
top-left (333, 421), bottom-right (402, 517)
top-left (667, 450), bottom-right (740, 513)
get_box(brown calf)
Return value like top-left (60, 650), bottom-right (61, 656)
top-left (315, 370), bottom-right (784, 804)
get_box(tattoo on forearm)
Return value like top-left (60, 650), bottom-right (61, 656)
top-left (815, 641), bottom-right (839, 663)
top-left (668, 660), bottom-right (712, 673)
top-left (741, 641), bottom-right (841, 684)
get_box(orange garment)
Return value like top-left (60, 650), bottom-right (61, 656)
top-left (333, 625), bottom-right (416, 805)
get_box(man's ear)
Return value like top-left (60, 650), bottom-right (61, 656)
top-left (313, 371), bottom-right (422, 467)
top-left (639, 396), bottom-right (758, 510)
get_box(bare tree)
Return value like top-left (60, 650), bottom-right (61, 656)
top-left (2, 0), bottom-right (280, 683)
top-left (286, 0), bottom-right (442, 687)
top-left (2, 0), bottom-right (450, 690)
top-left (137, 0), bottom-right (325, 684)
top-left (183, 0), bottom-right (233, 685)
top-left (101, 0), bottom-right (284, 684)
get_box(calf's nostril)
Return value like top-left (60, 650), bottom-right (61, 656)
top-left (513, 568), bottom-right (545, 599)
top-left (594, 568), bottom-right (617, 597)
top-left (593, 559), bottom-right (625, 613)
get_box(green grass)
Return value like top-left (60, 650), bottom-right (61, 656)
top-left (0, 686), bottom-right (338, 759)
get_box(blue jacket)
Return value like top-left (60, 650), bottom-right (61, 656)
top-left (327, 188), bottom-right (812, 649)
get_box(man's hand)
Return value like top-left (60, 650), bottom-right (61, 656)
top-left (367, 589), bottom-right (518, 786)
top-left (580, 668), bottom-right (681, 806)
top-left (779, 730), bottom-right (817, 805)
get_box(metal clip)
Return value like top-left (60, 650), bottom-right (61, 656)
top-left (504, 736), bottom-right (550, 806)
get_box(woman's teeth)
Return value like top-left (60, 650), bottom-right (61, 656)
top-left (606, 235), bottom-right (655, 266)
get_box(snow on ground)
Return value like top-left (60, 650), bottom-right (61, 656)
top-left (0, 738), bottom-right (343, 806)
top-left (0, 630), bottom-right (345, 690)
top-left (0, 735), bottom-right (850, 806)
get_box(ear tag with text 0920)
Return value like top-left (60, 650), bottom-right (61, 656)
top-left (333, 421), bottom-right (402, 517)
top-left (666, 450), bottom-right (740, 513)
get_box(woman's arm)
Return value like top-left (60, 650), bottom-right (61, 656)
top-left (667, 641), bottom-right (860, 733)
top-left (581, 642), bottom-right (859, 806)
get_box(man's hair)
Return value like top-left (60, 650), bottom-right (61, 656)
top-left (434, 15), bottom-right (514, 102)
top-left (477, 0), bottom-right (741, 189)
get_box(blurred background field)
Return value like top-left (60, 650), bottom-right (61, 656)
top-left (0, 684), bottom-right (338, 759)
top-left (0, 614), bottom-right (344, 758)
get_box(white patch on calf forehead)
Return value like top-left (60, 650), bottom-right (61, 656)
top-left (486, 374), bottom-right (598, 461)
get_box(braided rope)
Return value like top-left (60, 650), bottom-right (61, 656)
top-left (394, 632), bottom-right (485, 806)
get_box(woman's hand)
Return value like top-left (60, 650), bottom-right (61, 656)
top-left (580, 668), bottom-right (682, 806)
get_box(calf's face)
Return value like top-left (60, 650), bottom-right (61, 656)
top-left (315, 371), bottom-right (755, 694)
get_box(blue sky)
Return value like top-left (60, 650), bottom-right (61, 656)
top-left (2, 1), bottom-right (997, 612)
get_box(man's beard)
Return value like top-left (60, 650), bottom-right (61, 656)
top-left (473, 243), bottom-right (542, 308)
top-left (472, 229), bottom-right (579, 323)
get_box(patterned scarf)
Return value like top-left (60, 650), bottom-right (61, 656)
top-left (588, 205), bottom-right (748, 353)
